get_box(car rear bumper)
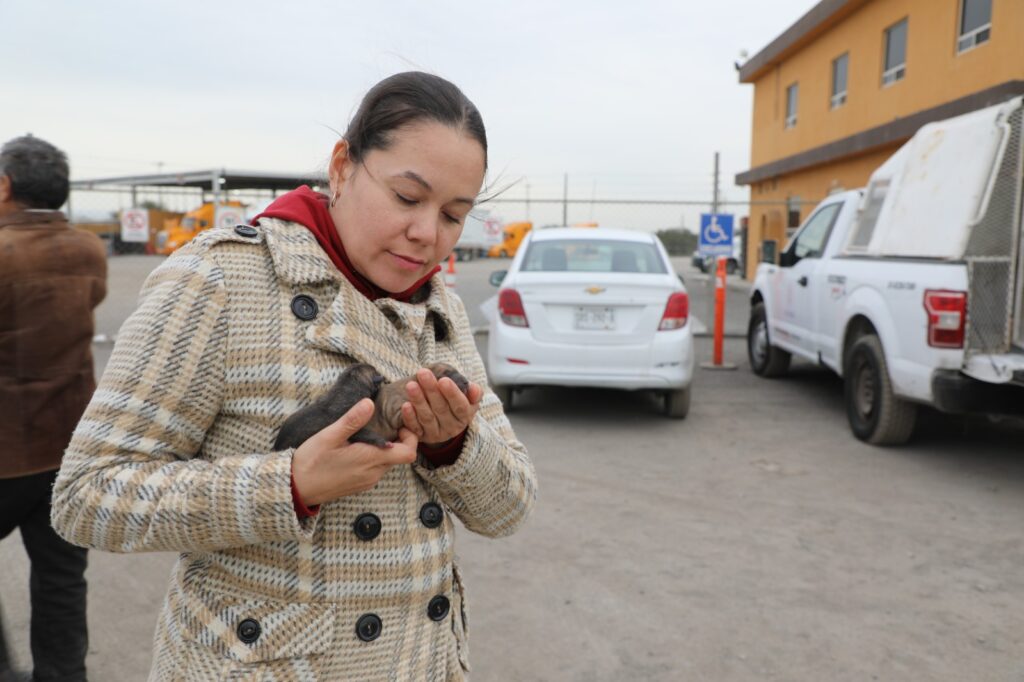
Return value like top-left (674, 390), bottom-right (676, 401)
top-left (931, 369), bottom-right (1024, 415)
top-left (487, 324), bottom-right (695, 390)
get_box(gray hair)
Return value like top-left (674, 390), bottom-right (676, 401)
top-left (0, 135), bottom-right (70, 209)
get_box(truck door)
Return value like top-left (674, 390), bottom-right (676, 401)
top-left (775, 202), bottom-right (843, 357)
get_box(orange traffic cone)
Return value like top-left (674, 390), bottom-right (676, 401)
top-left (444, 253), bottom-right (457, 288)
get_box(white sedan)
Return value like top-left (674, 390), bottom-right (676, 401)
top-left (486, 228), bottom-right (695, 418)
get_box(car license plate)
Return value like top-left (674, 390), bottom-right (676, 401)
top-left (574, 306), bottom-right (615, 330)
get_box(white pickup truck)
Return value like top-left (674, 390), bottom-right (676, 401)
top-left (748, 96), bottom-right (1024, 445)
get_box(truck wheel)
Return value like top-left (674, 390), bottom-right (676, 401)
top-left (664, 386), bottom-right (691, 419)
top-left (844, 334), bottom-right (917, 445)
top-left (748, 303), bottom-right (790, 377)
top-left (492, 385), bottom-right (514, 412)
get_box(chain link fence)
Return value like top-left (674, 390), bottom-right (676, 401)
top-left (66, 183), bottom-right (807, 280)
top-left (65, 187), bottom-right (287, 254)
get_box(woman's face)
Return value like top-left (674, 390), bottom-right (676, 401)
top-left (327, 121), bottom-right (486, 293)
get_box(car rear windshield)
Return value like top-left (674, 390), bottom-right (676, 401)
top-left (521, 239), bottom-right (667, 274)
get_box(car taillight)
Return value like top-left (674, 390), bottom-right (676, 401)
top-left (499, 288), bottom-right (529, 327)
top-left (658, 292), bottom-right (689, 331)
top-left (923, 289), bottom-right (966, 348)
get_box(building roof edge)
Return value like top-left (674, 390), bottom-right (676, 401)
top-left (738, 0), bottom-right (867, 83)
top-left (735, 81), bottom-right (1024, 185)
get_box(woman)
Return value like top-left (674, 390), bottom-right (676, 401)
top-left (51, 72), bottom-right (537, 681)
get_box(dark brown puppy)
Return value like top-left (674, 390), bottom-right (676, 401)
top-left (274, 363), bottom-right (470, 450)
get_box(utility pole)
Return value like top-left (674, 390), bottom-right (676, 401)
top-left (525, 183), bottom-right (531, 220)
top-left (562, 173), bottom-right (569, 226)
top-left (700, 151), bottom-right (737, 371)
top-left (707, 152), bottom-right (720, 332)
top-left (156, 161), bottom-right (164, 208)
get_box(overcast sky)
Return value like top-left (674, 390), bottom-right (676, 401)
top-left (3, 0), bottom-right (815, 211)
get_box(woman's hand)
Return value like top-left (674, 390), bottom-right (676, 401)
top-left (291, 398), bottom-right (418, 507)
top-left (401, 368), bottom-right (483, 447)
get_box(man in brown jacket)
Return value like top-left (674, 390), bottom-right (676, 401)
top-left (0, 136), bottom-right (106, 682)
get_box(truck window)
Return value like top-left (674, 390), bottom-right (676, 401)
top-left (793, 203), bottom-right (841, 259)
top-left (847, 179), bottom-right (889, 251)
top-left (521, 239), bottom-right (667, 274)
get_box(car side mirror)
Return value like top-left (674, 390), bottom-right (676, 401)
top-left (489, 270), bottom-right (507, 287)
top-left (779, 249), bottom-right (798, 268)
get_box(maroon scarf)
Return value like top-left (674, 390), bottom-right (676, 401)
top-left (254, 185), bottom-right (439, 301)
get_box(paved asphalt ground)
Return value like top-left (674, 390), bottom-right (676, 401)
top-left (2, 253), bottom-right (1022, 681)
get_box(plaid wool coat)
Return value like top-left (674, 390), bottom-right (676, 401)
top-left (51, 218), bottom-right (537, 681)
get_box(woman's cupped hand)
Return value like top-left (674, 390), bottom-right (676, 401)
top-left (401, 368), bottom-right (483, 448)
top-left (291, 399), bottom-right (418, 507)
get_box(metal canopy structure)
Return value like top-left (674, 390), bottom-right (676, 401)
top-left (70, 169), bottom-right (325, 192)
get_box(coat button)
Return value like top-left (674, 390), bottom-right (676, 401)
top-left (419, 502), bottom-right (443, 529)
top-left (234, 224), bottom-right (258, 238)
top-left (427, 596), bottom-right (450, 621)
top-left (355, 614), bottom-right (382, 642)
top-left (290, 295), bottom-right (318, 321)
top-left (237, 618), bottom-right (261, 644)
top-left (353, 513), bottom-right (382, 541)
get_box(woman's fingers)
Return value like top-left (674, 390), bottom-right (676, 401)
top-left (437, 377), bottom-right (473, 422)
top-left (402, 370), bottom-right (479, 444)
top-left (380, 429), bottom-right (418, 465)
top-left (406, 374), bottom-right (446, 433)
top-left (400, 401), bottom-right (424, 437)
top-left (417, 369), bottom-right (453, 418)
top-left (316, 398), bottom-right (375, 447)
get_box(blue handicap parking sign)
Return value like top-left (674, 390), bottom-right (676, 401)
top-left (699, 213), bottom-right (734, 257)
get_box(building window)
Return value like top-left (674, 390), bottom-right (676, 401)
top-left (785, 83), bottom-right (798, 128)
top-left (831, 53), bottom-right (849, 109)
top-left (882, 18), bottom-right (908, 86)
top-left (958, 0), bottom-right (991, 52)
top-left (787, 196), bottom-right (802, 231)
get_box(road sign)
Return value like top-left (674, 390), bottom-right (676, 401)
top-left (120, 208), bottom-right (150, 243)
top-left (698, 213), bottom-right (734, 257)
top-left (215, 206), bottom-right (245, 229)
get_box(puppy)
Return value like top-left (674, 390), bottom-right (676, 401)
top-left (274, 363), bottom-right (470, 450)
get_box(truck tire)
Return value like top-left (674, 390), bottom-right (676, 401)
top-left (748, 303), bottom-right (791, 377)
top-left (844, 334), bottom-right (917, 445)
top-left (492, 385), bottom-right (514, 412)
top-left (664, 386), bottom-right (691, 419)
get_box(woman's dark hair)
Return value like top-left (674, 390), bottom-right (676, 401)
top-left (345, 72), bottom-right (487, 171)
top-left (0, 135), bottom-right (70, 209)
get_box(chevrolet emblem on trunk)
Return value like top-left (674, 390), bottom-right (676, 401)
top-left (585, 286), bottom-right (606, 295)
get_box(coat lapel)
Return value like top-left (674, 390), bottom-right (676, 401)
top-left (305, 284), bottom-right (422, 380)
top-left (260, 218), bottom-right (459, 381)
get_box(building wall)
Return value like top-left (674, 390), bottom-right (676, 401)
top-left (741, 0), bottom-right (1024, 278)
top-left (744, 145), bottom-right (898, 276)
top-left (750, 0), bottom-right (1024, 167)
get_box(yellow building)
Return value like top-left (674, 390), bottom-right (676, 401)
top-left (736, 0), bottom-right (1024, 277)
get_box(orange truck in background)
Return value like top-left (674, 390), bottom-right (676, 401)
top-left (156, 201), bottom-right (246, 255)
top-left (488, 221), bottom-right (532, 258)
